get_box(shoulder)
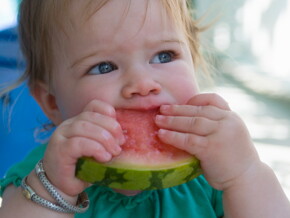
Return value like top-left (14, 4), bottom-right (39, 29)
top-left (0, 144), bottom-right (46, 196)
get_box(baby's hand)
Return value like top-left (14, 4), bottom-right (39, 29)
top-left (155, 93), bottom-right (260, 190)
top-left (42, 100), bottom-right (125, 197)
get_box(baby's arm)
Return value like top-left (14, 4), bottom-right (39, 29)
top-left (156, 93), bottom-right (290, 218)
top-left (0, 100), bottom-right (124, 217)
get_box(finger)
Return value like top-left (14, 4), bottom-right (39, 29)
top-left (61, 120), bottom-right (122, 156)
top-left (44, 137), bottom-right (113, 196)
top-left (75, 111), bottom-right (125, 144)
top-left (157, 129), bottom-right (208, 155)
top-left (155, 115), bottom-right (218, 136)
top-left (187, 93), bottom-right (230, 110)
top-left (83, 99), bottom-right (116, 118)
top-left (66, 137), bottom-right (113, 163)
top-left (159, 104), bottom-right (227, 121)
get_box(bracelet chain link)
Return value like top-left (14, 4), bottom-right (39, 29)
top-left (20, 159), bottom-right (89, 214)
top-left (35, 160), bottom-right (89, 213)
top-left (21, 177), bottom-right (71, 213)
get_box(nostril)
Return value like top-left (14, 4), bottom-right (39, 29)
top-left (150, 86), bottom-right (161, 95)
top-left (122, 80), bottom-right (161, 98)
top-left (137, 88), bottom-right (158, 96)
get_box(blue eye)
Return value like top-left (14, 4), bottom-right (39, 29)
top-left (150, 51), bottom-right (175, 64)
top-left (88, 62), bottom-right (117, 75)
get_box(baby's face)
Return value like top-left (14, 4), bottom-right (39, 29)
top-left (51, 0), bottom-right (199, 121)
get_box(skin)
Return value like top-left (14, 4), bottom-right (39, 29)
top-left (36, 0), bottom-right (199, 197)
top-left (1, 0), bottom-right (290, 217)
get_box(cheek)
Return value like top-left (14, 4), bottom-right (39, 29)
top-left (55, 83), bottom-right (116, 119)
top-left (53, 86), bottom-right (93, 119)
top-left (55, 93), bottom-right (87, 120)
top-left (172, 76), bottom-right (199, 103)
top-left (163, 66), bottom-right (199, 104)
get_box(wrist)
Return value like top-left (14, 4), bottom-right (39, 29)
top-left (27, 171), bottom-right (78, 205)
top-left (23, 160), bottom-right (89, 214)
top-left (34, 160), bottom-right (89, 213)
top-left (223, 161), bottom-right (269, 192)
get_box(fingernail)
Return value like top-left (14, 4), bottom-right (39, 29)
top-left (115, 145), bottom-right (122, 154)
top-left (160, 105), bottom-right (171, 113)
top-left (108, 107), bottom-right (116, 118)
top-left (155, 115), bottom-right (165, 123)
top-left (104, 152), bottom-right (112, 160)
top-left (102, 131), bottom-right (111, 140)
top-left (119, 135), bottom-right (126, 145)
top-left (158, 129), bottom-right (167, 136)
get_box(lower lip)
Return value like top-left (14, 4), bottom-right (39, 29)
top-left (119, 105), bottom-right (163, 111)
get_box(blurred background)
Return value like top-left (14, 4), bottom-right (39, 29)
top-left (194, 0), bottom-right (290, 199)
top-left (0, 0), bottom-right (290, 203)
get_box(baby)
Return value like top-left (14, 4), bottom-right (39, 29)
top-left (0, 0), bottom-right (289, 217)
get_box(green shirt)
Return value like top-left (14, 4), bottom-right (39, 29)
top-left (0, 144), bottom-right (224, 217)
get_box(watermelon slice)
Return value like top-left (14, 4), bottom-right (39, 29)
top-left (76, 109), bottom-right (201, 190)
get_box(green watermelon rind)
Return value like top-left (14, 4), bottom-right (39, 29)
top-left (76, 157), bottom-right (202, 190)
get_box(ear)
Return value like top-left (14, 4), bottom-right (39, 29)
top-left (32, 82), bottom-right (63, 125)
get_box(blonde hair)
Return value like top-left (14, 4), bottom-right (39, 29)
top-left (4, 0), bottom-right (205, 95)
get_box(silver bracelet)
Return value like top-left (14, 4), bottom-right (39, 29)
top-left (21, 177), bottom-right (70, 213)
top-left (35, 160), bottom-right (89, 213)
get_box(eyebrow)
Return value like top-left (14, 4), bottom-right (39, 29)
top-left (70, 51), bottom-right (99, 69)
top-left (145, 37), bottom-right (186, 49)
top-left (159, 38), bottom-right (185, 45)
top-left (70, 38), bottom-right (186, 68)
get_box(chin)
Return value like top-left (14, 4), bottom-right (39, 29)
top-left (113, 189), bottom-right (142, 196)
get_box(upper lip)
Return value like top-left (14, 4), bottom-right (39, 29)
top-left (118, 100), bottom-right (173, 111)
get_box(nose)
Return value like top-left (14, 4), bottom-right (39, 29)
top-left (121, 69), bottom-right (161, 98)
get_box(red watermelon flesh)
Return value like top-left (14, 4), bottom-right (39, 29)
top-left (76, 108), bottom-right (201, 190)
top-left (113, 109), bottom-right (193, 168)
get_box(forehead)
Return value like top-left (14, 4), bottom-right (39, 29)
top-left (69, 0), bottom-right (180, 37)
top-left (57, 0), bottom-right (187, 58)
